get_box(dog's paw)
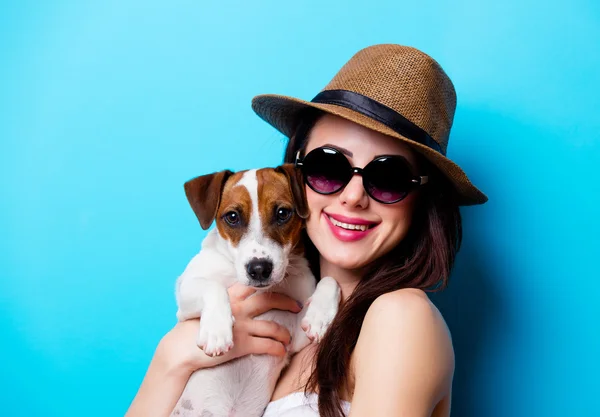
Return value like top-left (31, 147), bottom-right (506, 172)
top-left (176, 308), bottom-right (195, 322)
top-left (196, 313), bottom-right (235, 357)
top-left (301, 276), bottom-right (340, 343)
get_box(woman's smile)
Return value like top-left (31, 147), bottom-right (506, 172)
top-left (323, 212), bottom-right (379, 242)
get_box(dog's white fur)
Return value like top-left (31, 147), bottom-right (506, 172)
top-left (171, 169), bottom-right (341, 417)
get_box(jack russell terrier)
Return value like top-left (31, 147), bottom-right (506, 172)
top-left (171, 164), bottom-right (341, 417)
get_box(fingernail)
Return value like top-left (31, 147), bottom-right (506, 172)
top-left (296, 300), bottom-right (304, 310)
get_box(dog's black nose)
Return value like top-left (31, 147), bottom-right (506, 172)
top-left (246, 258), bottom-right (273, 281)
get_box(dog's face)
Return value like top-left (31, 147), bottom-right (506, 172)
top-left (184, 164), bottom-right (309, 288)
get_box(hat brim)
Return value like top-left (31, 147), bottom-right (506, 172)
top-left (252, 93), bottom-right (488, 206)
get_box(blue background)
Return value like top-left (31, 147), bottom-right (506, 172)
top-left (1, 1), bottom-right (598, 416)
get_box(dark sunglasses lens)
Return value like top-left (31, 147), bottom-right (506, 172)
top-left (303, 148), bottom-right (350, 194)
top-left (364, 157), bottom-right (413, 203)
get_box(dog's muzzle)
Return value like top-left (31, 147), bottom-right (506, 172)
top-left (245, 257), bottom-right (273, 284)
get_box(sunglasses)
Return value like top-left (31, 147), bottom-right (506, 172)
top-left (294, 146), bottom-right (428, 204)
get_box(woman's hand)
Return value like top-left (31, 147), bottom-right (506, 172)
top-left (158, 283), bottom-right (303, 375)
top-left (126, 283), bottom-right (302, 417)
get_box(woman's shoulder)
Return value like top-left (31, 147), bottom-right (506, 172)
top-left (373, 287), bottom-right (432, 306)
top-left (363, 288), bottom-right (453, 349)
top-left (354, 287), bottom-right (454, 377)
top-left (348, 288), bottom-right (454, 407)
top-left (366, 287), bottom-right (444, 322)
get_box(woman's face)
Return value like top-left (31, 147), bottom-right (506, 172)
top-left (303, 114), bottom-right (421, 271)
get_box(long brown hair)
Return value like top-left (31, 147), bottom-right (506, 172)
top-left (284, 108), bottom-right (463, 417)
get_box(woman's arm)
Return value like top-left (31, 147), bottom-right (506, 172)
top-left (125, 285), bottom-right (302, 417)
top-left (349, 289), bottom-right (454, 417)
top-left (125, 324), bottom-right (196, 417)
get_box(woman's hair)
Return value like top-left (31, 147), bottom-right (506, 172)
top-left (284, 108), bottom-right (463, 417)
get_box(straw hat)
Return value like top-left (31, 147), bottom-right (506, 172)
top-left (251, 44), bottom-right (487, 205)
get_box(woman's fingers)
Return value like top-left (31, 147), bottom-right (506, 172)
top-left (179, 285), bottom-right (300, 364)
top-left (228, 283), bottom-right (257, 302)
top-left (229, 285), bottom-right (303, 318)
top-left (242, 292), bottom-right (303, 317)
top-left (238, 319), bottom-right (292, 345)
top-left (246, 337), bottom-right (287, 357)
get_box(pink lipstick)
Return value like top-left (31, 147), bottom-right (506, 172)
top-left (323, 212), bottom-right (379, 242)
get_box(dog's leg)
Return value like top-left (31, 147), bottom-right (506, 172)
top-left (301, 276), bottom-right (341, 343)
top-left (177, 276), bottom-right (234, 357)
top-left (289, 320), bottom-right (311, 354)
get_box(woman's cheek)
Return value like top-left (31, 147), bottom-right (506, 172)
top-left (305, 188), bottom-right (325, 229)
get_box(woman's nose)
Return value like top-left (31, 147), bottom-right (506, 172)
top-left (339, 174), bottom-right (369, 209)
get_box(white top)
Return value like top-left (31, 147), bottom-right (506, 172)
top-left (263, 392), bottom-right (351, 417)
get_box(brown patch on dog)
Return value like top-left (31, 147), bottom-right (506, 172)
top-left (257, 166), bottom-right (306, 250)
top-left (215, 171), bottom-right (251, 247)
top-left (184, 170), bottom-right (234, 230)
top-left (275, 163), bottom-right (309, 219)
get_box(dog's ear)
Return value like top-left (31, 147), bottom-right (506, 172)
top-left (184, 170), bottom-right (234, 230)
top-left (276, 163), bottom-right (309, 219)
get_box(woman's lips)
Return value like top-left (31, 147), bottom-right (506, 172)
top-left (325, 212), bottom-right (378, 226)
top-left (323, 213), bottom-right (378, 242)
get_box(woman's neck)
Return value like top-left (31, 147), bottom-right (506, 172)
top-left (319, 258), bottom-right (364, 301)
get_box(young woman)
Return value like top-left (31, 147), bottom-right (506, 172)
top-left (126, 44), bottom-right (487, 417)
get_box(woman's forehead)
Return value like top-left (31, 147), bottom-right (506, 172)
top-left (304, 113), bottom-right (418, 165)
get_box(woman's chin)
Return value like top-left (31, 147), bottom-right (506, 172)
top-left (321, 250), bottom-right (372, 271)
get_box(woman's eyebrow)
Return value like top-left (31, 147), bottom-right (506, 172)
top-left (323, 144), bottom-right (353, 157)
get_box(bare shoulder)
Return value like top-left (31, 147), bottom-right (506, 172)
top-left (368, 288), bottom-right (445, 324)
top-left (360, 288), bottom-right (453, 360)
top-left (350, 288), bottom-right (454, 409)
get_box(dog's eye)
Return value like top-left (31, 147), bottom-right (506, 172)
top-left (224, 211), bottom-right (240, 226)
top-left (275, 207), bottom-right (293, 224)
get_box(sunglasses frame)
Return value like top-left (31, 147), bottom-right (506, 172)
top-left (294, 146), bottom-right (429, 204)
